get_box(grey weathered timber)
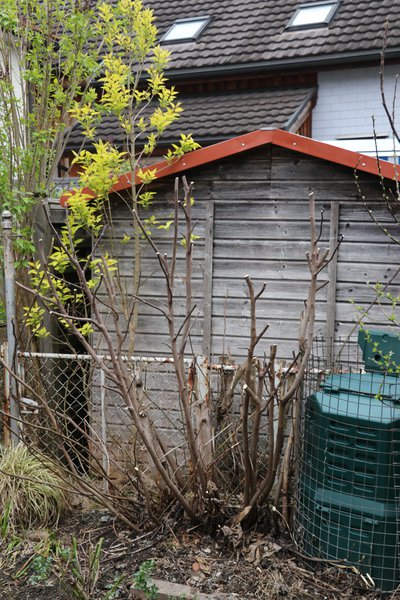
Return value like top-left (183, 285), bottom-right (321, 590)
top-left (202, 198), bottom-right (215, 357)
top-left (96, 145), bottom-right (400, 362)
top-left (325, 201), bottom-right (340, 363)
top-left (88, 145), bottom-right (400, 464)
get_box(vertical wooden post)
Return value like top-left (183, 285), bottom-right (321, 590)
top-left (325, 201), bottom-right (340, 365)
top-left (202, 199), bottom-right (215, 358)
top-left (194, 355), bottom-right (213, 471)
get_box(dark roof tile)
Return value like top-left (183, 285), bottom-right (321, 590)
top-left (65, 87), bottom-right (316, 149)
top-left (144, 0), bottom-right (400, 74)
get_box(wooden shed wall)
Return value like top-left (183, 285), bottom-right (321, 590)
top-left (102, 145), bottom-right (400, 364)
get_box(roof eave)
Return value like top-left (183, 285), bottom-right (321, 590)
top-left (162, 48), bottom-right (400, 81)
top-left (283, 89), bottom-right (316, 131)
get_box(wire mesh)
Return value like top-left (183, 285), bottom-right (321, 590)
top-left (4, 350), bottom-right (300, 504)
top-left (16, 353), bottom-right (92, 472)
top-left (210, 358), bottom-right (299, 499)
top-left (12, 352), bottom-right (196, 482)
top-left (90, 357), bottom-right (194, 479)
top-left (295, 335), bottom-right (400, 592)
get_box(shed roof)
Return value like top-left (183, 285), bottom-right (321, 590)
top-left (60, 129), bottom-right (400, 205)
top-left (146, 0), bottom-right (400, 77)
top-left (65, 87), bottom-right (316, 149)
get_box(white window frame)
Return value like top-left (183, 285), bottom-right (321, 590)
top-left (161, 16), bottom-right (211, 44)
top-left (286, 1), bottom-right (339, 30)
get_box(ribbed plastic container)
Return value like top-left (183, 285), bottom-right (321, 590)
top-left (297, 331), bottom-right (400, 591)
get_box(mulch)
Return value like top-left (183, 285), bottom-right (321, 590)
top-left (0, 507), bottom-right (395, 600)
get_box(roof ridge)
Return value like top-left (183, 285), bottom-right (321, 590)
top-left (60, 129), bottom-right (400, 205)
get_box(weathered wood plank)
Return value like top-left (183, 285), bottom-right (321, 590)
top-left (213, 239), bottom-right (313, 260)
top-left (213, 239), bottom-right (400, 263)
top-left (213, 201), bottom-right (330, 221)
top-left (202, 199), bottom-right (214, 357)
top-left (270, 181), bottom-right (384, 201)
top-left (210, 296), bottom-right (327, 317)
top-left (337, 241), bottom-right (400, 263)
top-left (336, 280), bottom-right (400, 301)
top-left (211, 180), bottom-right (271, 201)
top-left (213, 221), bottom-right (329, 241)
top-left (97, 407), bottom-right (183, 427)
top-left (102, 314), bottom-right (203, 336)
top-left (101, 240), bottom-right (206, 259)
top-left (336, 262), bottom-right (400, 283)
top-left (336, 301), bottom-right (397, 321)
top-left (325, 201), bottom-right (340, 361)
top-left (340, 204), bottom-right (400, 222)
top-left (94, 333), bottom-right (204, 356)
top-left (211, 316), bottom-right (325, 338)
top-left (99, 277), bottom-right (326, 301)
top-left (271, 155), bottom-right (363, 181)
top-left (212, 278), bottom-right (327, 300)
top-left (180, 149), bottom-right (271, 182)
top-left (338, 221), bottom-right (400, 240)
top-left (113, 256), bottom-right (205, 272)
top-left (210, 334), bottom-right (324, 362)
top-left (213, 259), bottom-right (328, 281)
top-left (104, 224), bottom-right (208, 243)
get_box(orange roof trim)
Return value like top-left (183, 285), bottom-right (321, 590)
top-left (60, 129), bottom-right (400, 205)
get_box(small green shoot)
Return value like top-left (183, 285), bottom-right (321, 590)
top-left (133, 560), bottom-right (159, 599)
top-left (1, 500), bottom-right (12, 539)
top-left (28, 554), bottom-right (53, 584)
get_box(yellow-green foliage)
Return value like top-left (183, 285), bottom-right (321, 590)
top-left (22, 0), bottom-right (201, 341)
top-left (0, 444), bottom-right (67, 533)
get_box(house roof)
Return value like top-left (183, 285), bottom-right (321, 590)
top-left (65, 87), bottom-right (316, 149)
top-left (60, 129), bottom-right (400, 205)
top-left (145, 0), bottom-right (400, 77)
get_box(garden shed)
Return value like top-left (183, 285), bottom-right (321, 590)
top-left (91, 129), bottom-right (400, 364)
top-left (57, 129), bottom-right (400, 469)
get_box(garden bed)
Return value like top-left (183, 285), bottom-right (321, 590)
top-left (0, 506), bottom-right (388, 600)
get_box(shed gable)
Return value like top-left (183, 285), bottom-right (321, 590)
top-left (102, 144), bottom-right (400, 362)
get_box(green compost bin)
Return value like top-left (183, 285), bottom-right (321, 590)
top-left (298, 330), bottom-right (400, 592)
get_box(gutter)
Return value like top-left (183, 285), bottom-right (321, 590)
top-left (88, 48), bottom-right (400, 89)
top-left (161, 48), bottom-right (400, 81)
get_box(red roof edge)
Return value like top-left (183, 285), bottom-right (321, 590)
top-left (60, 129), bottom-right (400, 205)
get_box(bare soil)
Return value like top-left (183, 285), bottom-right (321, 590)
top-left (0, 507), bottom-right (397, 600)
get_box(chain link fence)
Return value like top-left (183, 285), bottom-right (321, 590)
top-left (8, 352), bottom-right (197, 483)
top-left (1, 350), bottom-right (299, 500)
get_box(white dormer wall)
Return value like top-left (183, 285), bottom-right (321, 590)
top-left (312, 64), bottom-right (400, 160)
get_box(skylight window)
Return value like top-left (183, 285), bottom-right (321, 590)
top-left (287, 1), bottom-right (339, 29)
top-left (161, 16), bottom-right (211, 44)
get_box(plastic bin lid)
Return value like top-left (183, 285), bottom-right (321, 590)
top-left (323, 372), bottom-right (400, 400)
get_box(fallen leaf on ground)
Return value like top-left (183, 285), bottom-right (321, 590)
top-left (192, 555), bottom-right (212, 574)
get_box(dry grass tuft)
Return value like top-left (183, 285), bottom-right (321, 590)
top-left (0, 444), bottom-right (67, 533)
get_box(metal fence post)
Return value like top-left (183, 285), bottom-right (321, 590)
top-left (100, 367), bottom-right (110, 492)
top-left (2, 210), bottom-right (20, 445)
